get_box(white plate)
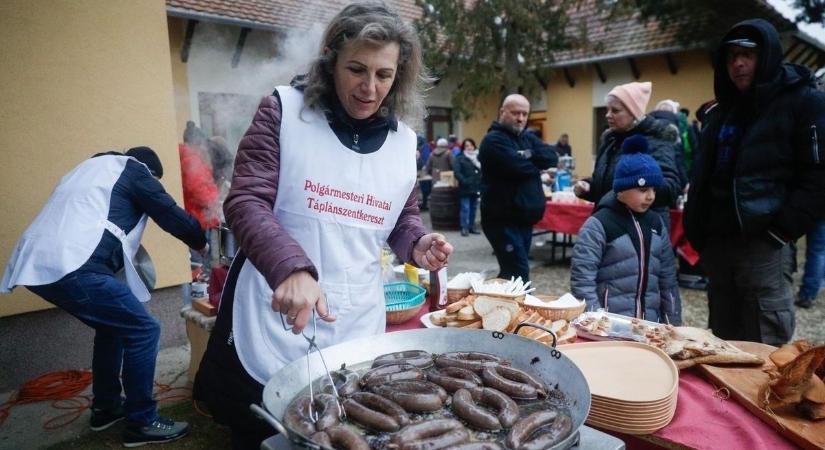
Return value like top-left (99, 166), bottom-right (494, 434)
top-left (419, 311), bottom-right (442, 328)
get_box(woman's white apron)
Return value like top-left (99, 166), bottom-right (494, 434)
top-left (233, 86), bottom-right (417, 384)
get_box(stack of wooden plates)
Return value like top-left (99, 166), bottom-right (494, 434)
top-left (561, 341), bottom-right (679, 435)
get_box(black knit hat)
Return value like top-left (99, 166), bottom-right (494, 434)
top-left (126, 146), bottom-right (164, 179)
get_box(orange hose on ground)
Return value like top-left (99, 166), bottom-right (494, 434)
top-left (0, 370), bottom-right (93, 428)
top-left (0, 369), bottom-right (194, 430)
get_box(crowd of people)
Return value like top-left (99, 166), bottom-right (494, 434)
top-left (2, 1), bottom-right (824, 448)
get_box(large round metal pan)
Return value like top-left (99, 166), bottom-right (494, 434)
top-left (258, 327), bottom-right (591, 449)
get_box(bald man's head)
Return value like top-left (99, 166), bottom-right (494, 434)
top-left (499, 94), bottom-right (531, 135)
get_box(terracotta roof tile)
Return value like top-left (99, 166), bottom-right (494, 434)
top-left (165, 0), bottom-right (794, 65)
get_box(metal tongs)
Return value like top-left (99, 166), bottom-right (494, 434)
top-left (278, 301), bottom-right (346, 423)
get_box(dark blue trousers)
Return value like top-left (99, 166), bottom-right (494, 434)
top-left (28, 270), bottom-right (160, 425)
top-left (482, 221), bottom-right (533, 282)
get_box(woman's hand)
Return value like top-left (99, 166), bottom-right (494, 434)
top-left (573, 180), bottom-right (590, 198)
top-left (272, 271), bottom-right (336, 335)
top-left (412, 233), bottom-right (453, 271)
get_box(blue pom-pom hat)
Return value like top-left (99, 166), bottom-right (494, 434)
top-left (612, 135), bottom-right (664, 192)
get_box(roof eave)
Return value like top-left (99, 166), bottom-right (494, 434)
top-left (166, 6), bottom-right (287, 33)
top-left (546, 44), bottom-right (706, 69)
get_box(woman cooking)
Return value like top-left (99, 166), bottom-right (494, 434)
top-left (194, 3), bottom-right (453, 449)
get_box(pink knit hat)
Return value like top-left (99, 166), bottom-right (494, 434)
top-left (607, 82), bottom-right (652, 120)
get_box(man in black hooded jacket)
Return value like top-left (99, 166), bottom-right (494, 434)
top-left (684, 19), bottom-right (825, 345)
top-left (479, 94), bottom-right (558, 281)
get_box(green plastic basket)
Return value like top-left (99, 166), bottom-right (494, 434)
top-left (384, 282), bottom-right (426, 311)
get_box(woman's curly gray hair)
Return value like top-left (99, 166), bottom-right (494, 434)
top-left (295, 1), bottom-right (430, 127)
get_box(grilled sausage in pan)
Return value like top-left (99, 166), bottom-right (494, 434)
top-left (321, 367), bottom-right (361, 396)
top-left (392, 418), bottom-right (470, 450)
top-left (325, 425), bottom-right (370, 450)
top-left (371, 380), bottom-right (448, 412)
top-left (427, 366), bottom-right (484, 396)
top-left (451, 387), bottom-right (519, 430)
top-left (435, 352), bottom-right (510, 372)
top-left (372, 350), bottom-right (434, 369)
top-left (342, 392), bottom-right (410, 432)
top-left (284, 396), bottom-right (317, 437)
top-left (506, 410), bottom-right (570, 450)
top-left (518, 414), bottom-right (572, 450)
top-left (481, 366), bottom-right (539, 400)
top-left (360, 363), bottom-right (424, 388)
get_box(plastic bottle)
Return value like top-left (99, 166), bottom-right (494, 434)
top-left (404, 263), bottom-right (419, 285)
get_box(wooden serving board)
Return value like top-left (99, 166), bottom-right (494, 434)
top-left (696, 341), bottom-right (825, 450)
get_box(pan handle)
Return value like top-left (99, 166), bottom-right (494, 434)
top-left (250, 403), bottom-right (289, 436)
top-left (512, 321), bottom-right (557, 348)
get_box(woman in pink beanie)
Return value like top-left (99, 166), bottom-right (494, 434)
top-left (574, 81), bottom-right (682, 229)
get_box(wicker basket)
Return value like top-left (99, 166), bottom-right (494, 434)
top-left (447, 288), bottom-right (471, 302)
top-left (470, 278), bottom-right (526, 303)
top-left (385, 282), bottom-right (427, 325)
top-left (524, 295), bottom-right (586, 321)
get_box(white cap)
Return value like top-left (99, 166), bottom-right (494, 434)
top-left (436, 138), bottom-right (449, 147)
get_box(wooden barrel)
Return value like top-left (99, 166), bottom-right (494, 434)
top-left (429, 186), bottom-right (460, 230)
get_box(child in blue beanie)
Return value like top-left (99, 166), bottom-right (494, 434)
top-left (570, 135), bottom-right (682, 324)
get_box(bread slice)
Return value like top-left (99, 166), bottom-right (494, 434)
top-left (461, 320), bottom-right (482, 329)
top-left (457, 305), bottom-right (479, 321)
top-left (474, 296), bottom-right (520, 318)
top-left (557, 326), bottom-right (577, 345)
top-left (446, 319), bottom-right (481, 327)
top-left (550, 319), bottom-right (568, 336)
top-left (430, 311), bottom-right (447, 326)
top-left (446, 300), bottom-right (468, 314)
top-left (481, 306), bottom-right (512, 332)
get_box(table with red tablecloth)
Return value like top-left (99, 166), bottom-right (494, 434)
top-left (534, 201), bottom-right (700, 265)
top-left (386, 306), bottom-right (797, 450)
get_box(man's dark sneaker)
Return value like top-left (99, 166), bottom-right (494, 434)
top-left (796, 297), bottom-right (815, 309)
top-left (89, 405), bottom-right (125, 431)
top-left (468, 229), bottom-right (481, 235)
top-left (122, 417), bottom-right (190, 447)
top-left (461, 228), bottom-right (469, 237)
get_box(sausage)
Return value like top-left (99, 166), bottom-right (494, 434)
top-left (493, 365), bottom-right (547, 398)
top-left (342, 392), bottom-right (410, 432)
top-left (481, 387), bottom-right (520, 428)
top-left (435, 352), bottom-right (510, 372)
top-left (427, 367), bottom-right (483, 395)
top-left (451, 388), bottom-right (520, 430)
top-left (518, 414), bottom-right (572, 450)
top-left (444, 443), bottom-right (503, 450)
top-left (325, 425), bottom-right (370, 450)
top-left (371, 380), bottom-right (448, 412)
top-left (313, 393), bottom-right (342, 431)
top-left (372, 350), bottom-right (434, 369)
top-left (451, 389), bottom-right (501, 431)
top-left (321, 367), bottom-right (361, 396)
top-left (284, 396), bottom-right (316, 437)
top-left (506, 410), bottom-right (560, 450)
top-left (481, 366), bottom-right (538, 400)
top-left (310, 431), bottom-right (332, 448)
top-left (392, 419), bottom-right (470, 450)
top-left (360, 363), bottom-right (425, 388)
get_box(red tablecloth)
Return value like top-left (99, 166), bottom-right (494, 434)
top-left (534, 201), bottom-right (700, 265)
top-left (386, 307), bottom-right (796, 450)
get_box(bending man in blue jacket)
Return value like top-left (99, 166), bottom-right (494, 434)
top-left (479, 94), bottom-right (558, 281)
top-left (1, 147), bottom-right (208, 447)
